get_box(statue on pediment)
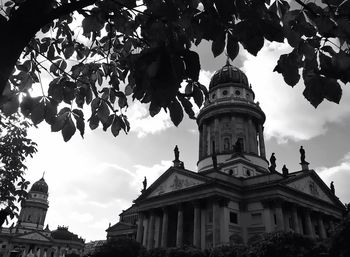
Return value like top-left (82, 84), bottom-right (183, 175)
top-left (300, 146), bottom-right (306, 163)
top-left (174, 145), bottom-right (179, 161)
top-left (142, 176), bottom-right (147, 192)
top-left (330, 181), bottom-right (335, 194)
top-left (269, 153), bottom-right (276, 172)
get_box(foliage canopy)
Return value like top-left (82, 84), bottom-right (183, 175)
top-left (0, 113), bottom-right (37, 227)
top-left (0, 0), bottom-right (349, 141)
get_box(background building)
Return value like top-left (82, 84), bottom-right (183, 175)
top-left (0, 177), bottom-right (84, 257)
top-left (107, 63), bottom-right (346, 249)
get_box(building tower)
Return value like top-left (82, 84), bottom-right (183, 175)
top-left (197, 63), bottom-right (268, 176)
top-left (17, 177), bottom-right (49, 230)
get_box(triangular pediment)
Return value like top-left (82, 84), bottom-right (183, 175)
top-left (107, 222), bottom-right (136, 232)
top-left (285, 172), bottom-right (336, 204)
top-left (147, 168), bottom-right (206, 198)
top-left (16, 232), bottom-right (51, 242)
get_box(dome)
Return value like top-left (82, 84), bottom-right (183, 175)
top-left (51, 226), bottom-right (83, 242)
top-left (209, 64), bottom-right (249, 90)
top-left (30, 177), bottom-right (48, 194)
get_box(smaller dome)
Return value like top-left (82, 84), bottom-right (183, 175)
top-left (30, 177), bottom-right (48, 194)
top-left (51, 226), bottom-right (83, 242)
top-left (209, 64), bottom-right (249, 90)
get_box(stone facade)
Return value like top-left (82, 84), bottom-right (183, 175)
top-left (106, 64), bottom-right (345, 249)
top-left (0, 178), bottom-right (84, 257)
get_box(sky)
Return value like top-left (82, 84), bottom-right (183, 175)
top-left (17, 39), bottom-right (350, 242)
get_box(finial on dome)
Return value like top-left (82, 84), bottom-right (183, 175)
top-left (225, 54), bottom-right (230, 66)
top-left (42, 171), bottom-right (45, 179)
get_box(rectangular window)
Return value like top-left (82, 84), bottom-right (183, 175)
top-left (230, 212), bottom-right (238, 224)
top-left (251, 213), bottom-right (262, 225)
top-left (274, 214), bottom-right (277, 225)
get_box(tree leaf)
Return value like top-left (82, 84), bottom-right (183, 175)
top-left (63, 45), bottom-right (75, 59)
top-left (235, 20), bottom-right (264, 56)
top-left (62, 115), bottom-right (76, 142)
top-left (168, 98), bottom-right (183, 127)
top-left (227, 33), bottom-right (239, 61)
top-left (72, 109), bottom-right (85, 137)
top-left (44, 100), bottom-right (57, 125)
top-left (31, 101), bottom-right (45, 125)
top-left (211, 31), bottom-right (226, 57)
top-left (89, 115), bottom-right (99, 130)
top-left (97, 101), bottom-right (110, 124)
top-left (192, 85), bottom-right (204, 108)
top-left (149, 101), bottom-right (161, 117)
top-left (51, 112), bottom-right (69, 132)
top-left (178, 95), bottom-right (195, 119)
top-left (111, 115), bottom-right (122, 137)
top-left (273, 50), bottom-right (302, 87)
top-left (1, 96), bottom-right (19, 116)
top-left (82, 16), bottom-right (104, 35)
top-left (183, 50), bottom-right (200, 81)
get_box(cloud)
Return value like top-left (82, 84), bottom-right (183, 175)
top-left (317, 152), bottom-right (350, 204)
top-left (242, 41), bottom-right (350, 143)
top-left (70, 212), bottom-right (94, 223)
top-left (127, 101), bottom-right (172, 138)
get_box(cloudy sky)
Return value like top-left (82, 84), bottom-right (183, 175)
top-left (18, 39), bottom-right (350, 242)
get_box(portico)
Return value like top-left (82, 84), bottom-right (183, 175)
top-left (136, 196), bottom-right (232, 250)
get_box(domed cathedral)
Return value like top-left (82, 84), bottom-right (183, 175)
top-left (0, 177), bottom-right (84, 257)
top-left (197, 63), bottom-right (268, 175)
top-left (106, 64), bottom-right (346, 250)
top-left (17, 178), bottom-right (49, 231)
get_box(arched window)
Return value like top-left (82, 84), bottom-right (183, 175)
top-left (223, 138), bottom-right (230, 151)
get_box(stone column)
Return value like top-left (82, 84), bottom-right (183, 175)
top-left (275, 201), bottom-right (284, 231)
top-left (220, 201), bottom-right (229, 245)
top-left (136, 213), bottom-right (144, 243)
top-left (46, 248), bottom-right (52, 257)
top-left (291, 205), bottom-right (301, 234)
top-left (212, 200), bottom-right (220, 246)
top-left (258, 125), bottom-right (266, 158)
top-left (154, 215), bottom-right (161, 248)
top-left (147, 211), bottom-right (156, 250)
top-left (329, 219), bottom-right (335, 233)
top-left (176, 204), bottom-right (184, 247)
top-left (304, 209), bottom-right (314, 238)
top-left (214, 118), bottom-right (220, 152)
top-left (262, 201), bottom-right (273, 233)
top-left (200, 204), bottom-right (207, 250)
top-left (317, 214), bottom-right (327, 239)
top-left (23, 245), bottom-right (30, 257)
top-left (142, 216), bottom-right (149, 247)
top-left (39, 247), bottom-right (45, 257)
top-left (161, 207), bottom-right (169, 248)
top-left (193, 201), bottom-right (201, 248)
top-left (201, 124), bottom-right (207, 158)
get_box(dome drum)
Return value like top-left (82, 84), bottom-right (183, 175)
top-left (197, 103), bottom-right (266, 127)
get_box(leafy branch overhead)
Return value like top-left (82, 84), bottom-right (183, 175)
top-left (0, 0), bottom-right (349, 141)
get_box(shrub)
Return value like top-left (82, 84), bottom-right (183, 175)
top-left (246, 232), bottom-right (316, 257)
top-left (91, 238), bottom-right (144, 257)
top-left (209, 245), bottom-right (247, 257)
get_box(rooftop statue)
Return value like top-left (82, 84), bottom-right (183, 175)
top-left (269, 153), bottom-right (276, 172)
top-left (142, 176), bottom-right (147, 192)
top-left (330, 181), bottom-right (335, 195)
top-left (174, 145), bottom-right (179, 161)
top-left (300, 146), bottom-right (306, 163)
